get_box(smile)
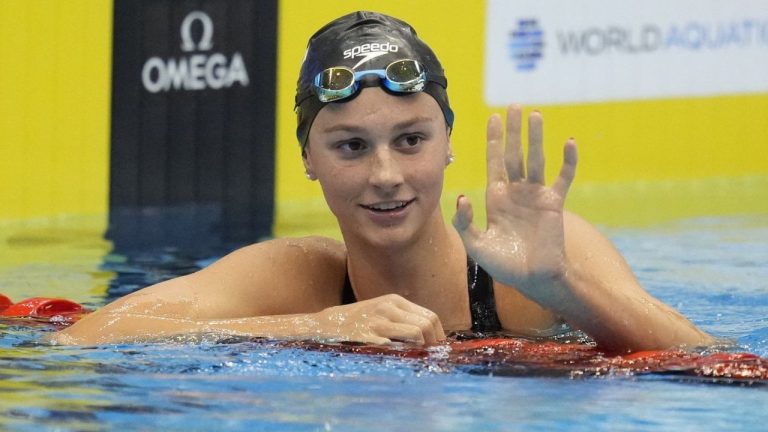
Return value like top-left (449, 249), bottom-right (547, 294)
top-left (361, 199), bottom-right (415, 212)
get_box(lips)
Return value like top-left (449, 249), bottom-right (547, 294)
top-left (361, 199), bottom-right (414, 213)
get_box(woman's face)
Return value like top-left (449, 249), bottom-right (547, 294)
top-left (304, 87), bottom-right (452, 248)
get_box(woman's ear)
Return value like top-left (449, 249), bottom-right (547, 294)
top-left (446, 134), bottom-right (455, 166)
top-left (302, 148), bottom-right (317, 180)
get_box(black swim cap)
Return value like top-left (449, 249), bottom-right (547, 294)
top-left (295, 11), bottom-right (454, 150)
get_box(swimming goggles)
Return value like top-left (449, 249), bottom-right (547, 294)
top-left (311, 59), bottom-right (447, 103)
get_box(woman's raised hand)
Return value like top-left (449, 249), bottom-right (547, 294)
top-left (313, 294), bottom-right (445, 345)
top-left (453, 105), bottom-right (578, 302)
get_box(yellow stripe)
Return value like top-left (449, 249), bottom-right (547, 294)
top-left (0, 0), bottom-right (112, 220)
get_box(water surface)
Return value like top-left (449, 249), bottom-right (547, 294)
top-left (1, 215), bottom-right (766, 431)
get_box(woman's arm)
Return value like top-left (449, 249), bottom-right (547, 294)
top-left (453, 105), bottom-right (713, 352)
top-left (546, 211), bottom-right (713, 351)
top-left (51, 293), bottom-right (445, 346)
top-left (50, 307), bottom-right (323, 345)
top-left (52, 237), bottom-right (444, 345)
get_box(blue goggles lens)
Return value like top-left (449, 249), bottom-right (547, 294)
top-left (313, 59), bottom-right (441, 103)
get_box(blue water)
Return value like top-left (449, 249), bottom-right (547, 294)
top-left (1, 216), bottom-right (767, 431)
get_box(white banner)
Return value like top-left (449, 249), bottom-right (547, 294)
top-left (484, 0), bottom-right (768, 105)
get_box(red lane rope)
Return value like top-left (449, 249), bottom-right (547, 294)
top-left (1, 294), bottom-right (765, 381)
top-left (0, 295), bottom-right (88, 324)
top-left (284, 337), bottom-right (768, 382)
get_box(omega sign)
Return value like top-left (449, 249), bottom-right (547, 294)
top-left (141, 11), bottom-right (250, 93)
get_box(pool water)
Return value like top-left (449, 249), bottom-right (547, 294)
top-left (1, 215), bottom-right (767, 431)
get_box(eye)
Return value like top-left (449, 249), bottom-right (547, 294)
top-left (397, 134), bottom-right (424, 151)
top-left (336, 139), bottom-right (367, 155)
top-left (404, 135), bottom-right (422, 146)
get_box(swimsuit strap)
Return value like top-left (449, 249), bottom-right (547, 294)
top-left (341, 269), bottom-right (356, 305)
top-left (340, 257), bottom-right (503, 333)
top-left (466, 256), bottom-right (503, 333)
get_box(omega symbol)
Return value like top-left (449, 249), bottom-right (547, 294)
top-left (181, 11), bottom-right (214, 52)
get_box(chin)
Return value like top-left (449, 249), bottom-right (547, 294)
top-left (344, 222), bottom-right (421, 250)
top-left (371, 228), bottom-right (419, 249)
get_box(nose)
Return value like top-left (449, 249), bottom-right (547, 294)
top-left (368, 146), bottom-right (404, 192)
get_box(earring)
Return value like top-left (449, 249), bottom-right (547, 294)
top-left (305, 172), bottom-right (316, 180)
top-left (447, 154), bottom-right (455, 165)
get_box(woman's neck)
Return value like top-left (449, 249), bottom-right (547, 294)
top-left (342, 214), bottom-right (471, 329)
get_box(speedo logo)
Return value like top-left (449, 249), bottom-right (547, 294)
top-left (343, 42), bottom-right (399, 69)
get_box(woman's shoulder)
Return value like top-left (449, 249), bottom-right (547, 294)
top-left (182, 236), bottom-right (348, 316)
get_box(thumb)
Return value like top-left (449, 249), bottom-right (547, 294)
top-left (452, 195), bottom-right (481, 247)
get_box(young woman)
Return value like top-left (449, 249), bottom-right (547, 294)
top-left (54, 11), bottom-right (713, 352)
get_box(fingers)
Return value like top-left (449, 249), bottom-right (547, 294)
top-left (452, 195), bottom-right (473, 231)
top-left (395, 300), bottom-right (446, 343)
top-left (371, 321), bottom-right (427, 344)
top-left (388, 295), bottom-right (445, 344)
top-left (526, 110), bottom-right (545, 184)
top-left (452, 195), bottom-right (481, 248)
top-left (362, 334), bottom-right (393, 346)
top-left (489, 106), bottom-right (548, 184)
top-left (552, 138), bottom-right (578, 197)
top-left (486, 114), bottom-right (506, 186)
top-left (372, 297), bottom-right (444, 345)
top-left (505, 105), bottom-right (524, 181)
top-left (322, 296), bottom-right (445, 345)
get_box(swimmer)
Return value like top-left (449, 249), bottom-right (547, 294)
top-left (54, 11), bottom-right (714, 352)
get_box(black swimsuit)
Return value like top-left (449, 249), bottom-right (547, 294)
top-left (341, 257), bottom-right (503, 333)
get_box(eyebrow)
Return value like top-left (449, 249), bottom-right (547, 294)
top-left (321, 116), bottom-right (434, 134)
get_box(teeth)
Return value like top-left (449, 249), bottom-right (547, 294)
top-left (368, 201), bottom-right (408, 211)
